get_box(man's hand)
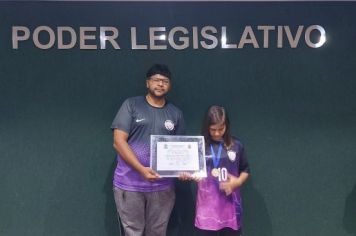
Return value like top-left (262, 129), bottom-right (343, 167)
top-left (141, 167), bottom-right (160, 181)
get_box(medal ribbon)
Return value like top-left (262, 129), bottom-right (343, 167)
top-left (210, 143), bottom-right (223, 168)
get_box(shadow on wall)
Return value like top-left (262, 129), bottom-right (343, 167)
top-left (104, 158), bottom-right (122, 236)
top-left (168, 180), bottom-right (196, 236)
top-left (243, 178), bottom-right (273, 236)
top-left (343, 181), bottom-right (356, 236)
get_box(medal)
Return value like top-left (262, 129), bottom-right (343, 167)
top-left (211, 168), bottom-right (219, 177)
top-left (210, 143), bottom-right (223, 178)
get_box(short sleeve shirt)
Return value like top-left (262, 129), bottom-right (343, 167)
top-left (195, 138), bottom-right (250, 231)
top-left (111, 96), bottom-right (185, 192)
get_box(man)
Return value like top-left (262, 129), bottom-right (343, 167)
top-left (111, 64), bottom-right (185, 236)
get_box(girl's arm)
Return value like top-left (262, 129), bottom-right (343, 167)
top-left (219, 172), bottom-right (249, 196)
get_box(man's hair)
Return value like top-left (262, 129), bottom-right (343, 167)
top-left (146, 64), bottom-right (171, 79)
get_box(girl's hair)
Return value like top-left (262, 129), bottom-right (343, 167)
top-left (202, 105), bottom-right (233, 149)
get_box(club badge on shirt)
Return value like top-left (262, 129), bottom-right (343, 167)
top-left (227, 150), bottom-right (236, 162)
top-left (164, 120), bottom-right (175, 131)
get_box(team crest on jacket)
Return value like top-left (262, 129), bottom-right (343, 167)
top-left (164, 120), bottom-right (175, 131)
top-left (227, 150), bottom-right (236, 162)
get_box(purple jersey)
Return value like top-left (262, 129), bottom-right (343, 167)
top-left (195, 139), bottom-right (249, 231)
top-left (111, 96), bottom-right (185, 192)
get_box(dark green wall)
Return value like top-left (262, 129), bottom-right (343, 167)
top-left (0, 2), bottom-right (355, 236)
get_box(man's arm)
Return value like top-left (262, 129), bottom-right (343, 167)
top-left (113, 129), bottom-right (160, 181)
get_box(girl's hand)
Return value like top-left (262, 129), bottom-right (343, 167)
top-left (178, 172), bottom-right (192, 181)
top-left (219, 174), bottom-right (242, 196)
top-left (178, 172), bottom-right (203, 182)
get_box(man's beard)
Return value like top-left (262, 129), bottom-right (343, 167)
top-left (148, 88), bottom-right (166, 99)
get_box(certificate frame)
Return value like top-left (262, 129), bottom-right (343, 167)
top-left (150, 135), bottom-right (207, 177)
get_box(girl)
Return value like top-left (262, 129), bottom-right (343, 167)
top-left (195, 105), bottom-right (250, 236)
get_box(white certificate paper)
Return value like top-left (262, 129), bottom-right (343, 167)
top-left (156, 142), bottom-right (199, 171)
top-left (150, 135), bottom-right (207, 177)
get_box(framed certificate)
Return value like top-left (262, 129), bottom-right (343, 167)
top-left (150, 135), bottom-right (207, 177)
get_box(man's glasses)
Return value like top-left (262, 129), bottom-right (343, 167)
top-left (150, 78), bottom-right (170, 85)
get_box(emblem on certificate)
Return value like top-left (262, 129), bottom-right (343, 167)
top-left (150, 135), bottom-right (207, 177)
